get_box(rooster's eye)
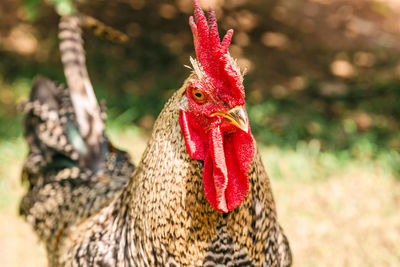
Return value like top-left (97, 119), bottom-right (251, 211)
top-left (192, 89), bottom-right (206, 103)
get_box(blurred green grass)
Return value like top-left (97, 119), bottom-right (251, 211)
top-left (1, 72), bottom-right (399, 185)
top-left (0, 138), bottom-right (26, 211)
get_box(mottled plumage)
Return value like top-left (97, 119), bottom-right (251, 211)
top-left (19, 14), bottom-right (134, 265)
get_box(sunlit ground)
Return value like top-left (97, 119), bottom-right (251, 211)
top-left (0, 128), bottom-right (399, 267)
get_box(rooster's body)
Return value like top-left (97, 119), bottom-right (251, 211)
top-left (60, 83), bottom-right (291, 266)
top-left (20, 1), bottom-right (292, 266)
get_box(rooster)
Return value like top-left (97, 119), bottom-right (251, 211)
top-left (21, 1), bottom-right (292, 266)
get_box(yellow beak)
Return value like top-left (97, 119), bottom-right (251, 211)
top-left (211, 105), bottom-right (249, 133)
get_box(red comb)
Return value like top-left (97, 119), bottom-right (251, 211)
top-left (190, 1), bottom-right (233, 59)
top-left (189, 0), bottom-right (244, 103)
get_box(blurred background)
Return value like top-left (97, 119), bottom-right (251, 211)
top-left (0, 0), bottom-right (400, 266)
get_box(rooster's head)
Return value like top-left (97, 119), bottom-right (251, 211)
top-left (179, 0), bottom-right (255, 213)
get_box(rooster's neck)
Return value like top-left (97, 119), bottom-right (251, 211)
top-left (117, 80), bottom-right (224, 263)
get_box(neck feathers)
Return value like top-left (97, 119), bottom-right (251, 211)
top-left (118, 82), bottom-right (223, 263)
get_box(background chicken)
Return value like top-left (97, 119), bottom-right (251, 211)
top-left (20, 0), bottom-right (291, 266)
top-left (19, 14), bottom-right (135, 264)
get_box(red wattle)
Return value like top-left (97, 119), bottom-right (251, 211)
top-left (224, 130), bottom-right (254, 210)
top-left (179, 110), bottom-right (255, 213)
top-left (179, 110), bottom-right (207, 160)
top-left (203, 126), bottom-right (229, 212)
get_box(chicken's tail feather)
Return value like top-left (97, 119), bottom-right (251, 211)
top-left (58, 14), bottom-right (128, 171)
